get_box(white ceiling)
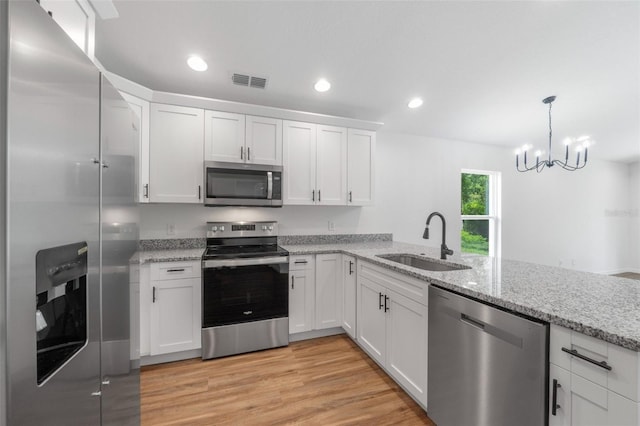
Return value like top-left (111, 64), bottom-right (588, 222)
top-left (95, 1), bottom-right (640, 163)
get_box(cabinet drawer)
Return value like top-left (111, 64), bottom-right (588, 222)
top-left (290, 255), bottom-right (315, 271)
top-left (151, 261), bottom-right (201, 280)
top-left (550, 325), bottom-right (640, 402)
top-left (358, 261), bottom-right (426, 305)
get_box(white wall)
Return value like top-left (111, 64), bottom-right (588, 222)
top-left (140, 130), bottom-right (636, 274)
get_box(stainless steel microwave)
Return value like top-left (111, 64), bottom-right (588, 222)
top-left (204, 161), bottom-right (283, 207)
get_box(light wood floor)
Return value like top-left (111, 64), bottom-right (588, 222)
top-left (612, 272), bottom-right (640, 281)
top-left (141, 335), bottom-right (435, 426)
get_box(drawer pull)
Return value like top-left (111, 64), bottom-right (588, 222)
top-left (561, 347), bottom-right (612, 371)
top-left (167, 268), bottom-right (185, 272)
top-left (294, 260), bottom-right (308, 264)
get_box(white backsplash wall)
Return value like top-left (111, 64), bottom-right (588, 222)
top-left (140, 130), bottom-right (636, 274)
top-left (139, 203), bottom-right (389, 239)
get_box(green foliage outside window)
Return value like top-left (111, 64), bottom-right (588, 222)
top-left (461, 174), bottom-right (490, 255)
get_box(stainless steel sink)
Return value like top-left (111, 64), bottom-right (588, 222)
top-left (376, 253), bottom-right (471, 272)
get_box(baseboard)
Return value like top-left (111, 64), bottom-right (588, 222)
top-left (141, 348), bottom-right (202, 366)
top-left (289, 327), bottom-right (345, 342)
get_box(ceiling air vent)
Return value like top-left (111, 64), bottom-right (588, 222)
top-left (249, 76), bottom-right (267, 89)
top-left (232, 73), bottom-right (267, 89)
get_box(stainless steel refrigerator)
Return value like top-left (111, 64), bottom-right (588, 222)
top-left (1, 1), bottom-right (140, 425)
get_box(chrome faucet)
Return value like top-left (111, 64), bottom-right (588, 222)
top-left (423, 212), bottom-right (454, 260)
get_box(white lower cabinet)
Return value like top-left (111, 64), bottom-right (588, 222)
top-left (289, 254), bottom-right (345, 334)
top-left (549, 324), bottom-right (640, 426)
top-left (143, 262), bottom-right (201, 356)
top-left (357, 261), bottom-right (428, 407)
top-left (315, 254), bottom-right (342, 329)
top-left (288, 255), bottom-right (315, 334)
top-left (341, 255), bottom-right (357, 339)
top-left (550, 364), bottom-right (638, 426)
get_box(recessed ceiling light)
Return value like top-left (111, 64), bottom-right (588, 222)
top-left (408, 98), bottom-right (423, 109)
top-left (314, 78), bottom-right (331, 92)
top-left (187, 56), bottom-right (208, 72)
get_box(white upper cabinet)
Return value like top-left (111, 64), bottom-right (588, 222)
top-left (149, 103), bottom-right (204, 203)
top-left (245, 116), bottom-right (283, 166)
top-left (347, 129), bottom-right (376, 206)
top-left (204, 111), bottom-right (245, 163)
top-left (316, 125), bottom-right (347, 205)
top-left (39, 0), bottom-right (96, 58)
top-left (284, 121), bottom-right (374, 206)
top-left (283, 121), bottom-right (317, 204)
top-left (120, 92), bottom-right (150, 203)
top-left (205, 112), bottom-right (282, 166)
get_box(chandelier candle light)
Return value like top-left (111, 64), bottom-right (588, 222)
top-left (515, 96), bottom-right (590, 172)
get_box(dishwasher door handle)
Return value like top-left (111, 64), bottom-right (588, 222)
top-left (460, 313), bottom-right (486, 330)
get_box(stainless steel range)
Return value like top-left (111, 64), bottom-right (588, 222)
top-left (201, 221), bottom-right (289, 360)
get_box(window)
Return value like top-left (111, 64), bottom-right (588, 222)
top-left (461, 170), bottom-right (501, 256)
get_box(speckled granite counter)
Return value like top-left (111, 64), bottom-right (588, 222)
top-left (282, 241), bottom-right (640, 351)
top-left (133, 248), bottom-right (204, 264)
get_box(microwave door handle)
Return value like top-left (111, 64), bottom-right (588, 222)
top-left (267, 171), bottom-right (273, 199)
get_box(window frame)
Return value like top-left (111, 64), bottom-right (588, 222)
top-left (460, 169), bottom-right (501, 257)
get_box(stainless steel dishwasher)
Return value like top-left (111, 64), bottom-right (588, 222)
top-left (428, 285), bottom-right (548, 426)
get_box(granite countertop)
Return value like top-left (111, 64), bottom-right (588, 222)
top-left (132, 239), bottom-right (640, 351)
top-left (282, 241), bottom-right (640, 352)
top-left (133, 248), bottom-right (204, 264)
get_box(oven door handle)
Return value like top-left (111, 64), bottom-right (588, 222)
top-left (203, 256), bottom-right (289, 268)
top-left (267, 171), bottom-right (273, 200)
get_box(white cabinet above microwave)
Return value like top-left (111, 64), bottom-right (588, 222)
top-left (204, 111), bottom-right (283, 166)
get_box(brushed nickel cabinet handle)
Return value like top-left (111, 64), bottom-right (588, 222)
top-left (247, 147), bottom-right (251, 161)
top-left (291, 276), bottom-right (295, 289)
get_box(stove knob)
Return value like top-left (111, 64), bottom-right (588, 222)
top-left (219, 226), bottom-right (225, 232)
top-left (262, 226), bottom-right (267, 231)
top-left (211, 226), bottom-right (218, 232)
top-left (268, 226), bottom-right (274, 231)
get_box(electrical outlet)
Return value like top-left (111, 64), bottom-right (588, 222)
top-left (328, 221), bottom-right (335, 231)
top-left (167, 224), bottom-right (176, 235)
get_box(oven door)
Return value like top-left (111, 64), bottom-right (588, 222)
top-left (202, 256), bottom-right (289, 328)
top-left (204, 161), bottom-right (282, 207)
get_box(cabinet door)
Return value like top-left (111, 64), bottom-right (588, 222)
top-left (149, 277), bottom-right (201, 355)
top-left (549, 364), bottom-right (571, 426)
top-left (246, 116), bottom-right (282, 166)
top-left (342, 255), bottom-right (357, 339)
top-left (316, 125), bottom-right (347, 205)
top-left (289, 269), bottom-right (315, 334)
top-left (149, 104), bottom-right (204, 203)
top-left (283, 121), bottom-right (316, 205)
top-left (315, 254), bottom-right (342, 329)
top-left (121, 92), bottom-right (150, 203)
top-left (570, 374), bottom-right (638, 426)
top-left (347, 129), bottom-right (375, 206)
top-left (386, 289), bottom-right (427, 405)
top-left (204, 110), bottom-right (245, 163)
top-left (39, 0), bottom-right (96, 57)
top-left (357, 276), bottom-right (386, 365)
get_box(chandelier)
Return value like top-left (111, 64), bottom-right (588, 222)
top-left (515, 96), bottom-right (590, 172)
